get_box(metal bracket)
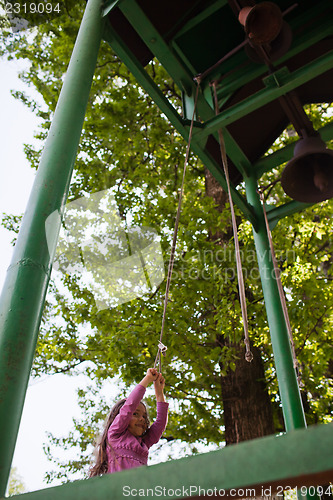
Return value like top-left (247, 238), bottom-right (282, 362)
top-left (102, 0), bottom-right (123, 17)
top-left (263, 67), bottom-right (291, 89)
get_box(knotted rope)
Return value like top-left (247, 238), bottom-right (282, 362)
top-left (212, 81), bottom-right (253, 363)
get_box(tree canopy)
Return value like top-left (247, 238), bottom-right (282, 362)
top-left (1, 0), bottom-right (332, 484)
top-left (7, 467), bottom-right (26, 497)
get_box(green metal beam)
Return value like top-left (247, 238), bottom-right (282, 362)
top-left (266, 201), bottom-right (312, 229)
top-left (118, 0), bottom-right (195, 96)
top-left (102, 0), bottom-right (122, 17)
top-left (163, 0), bottom-right (229, 43)
top-left (172, 0), bottom-right (228, 40)
top-left (255, 141), bottom-right (296, 179)
top-left (198, 49), bottom-right (333, 139)
top-left (103, 22), bottom-right (257, 226)
top-left (103, 24), bottom-right (188, 136)
top-left (0, 0), bottom-right (104, 495)
top-left (245, 173), bottom-right (307, 433)
top-left (171, 39), bottom-right (198, 77)
top-left (4, 422), bottom-right (333, 500)
top-left (214, 128), bottom-right (252, 179)
top-left (104, 0), bottom-right (332, 205)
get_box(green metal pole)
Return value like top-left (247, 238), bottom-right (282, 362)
top-left (0, 0), bottom-right (104, 495)
top-left (245, 173), bottom-right (307, 432)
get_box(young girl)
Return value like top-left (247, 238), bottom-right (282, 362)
top-left (89, 368), bottom-right (168, 476)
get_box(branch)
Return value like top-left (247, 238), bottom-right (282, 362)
top-left (297, 302), bottom-right (333, 353)
top-left (53, 359), bottom-right (86, 374)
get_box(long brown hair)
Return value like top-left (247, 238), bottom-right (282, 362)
top-left (88, 398), bottom-right (150, 477)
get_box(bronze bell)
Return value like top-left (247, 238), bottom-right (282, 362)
top-left (238, 2), bottom-right (283, 45)
top-left (281, 136), bottom-right (333, 203)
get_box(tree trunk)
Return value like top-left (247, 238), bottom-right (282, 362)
top-left (220, 343), bottom-right (274, 444)
top-left (205, 168), bottom-right (275, 444)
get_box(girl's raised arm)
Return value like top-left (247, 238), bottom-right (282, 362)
top-left (154, 373), bottom-right (166, 402)
top-left (143, 375), bottom-right (168, 448)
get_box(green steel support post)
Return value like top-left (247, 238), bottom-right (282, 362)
top-left (245, 173), bottom-right (307, 432)
top-left (0, 0), bottom-right (104, 495)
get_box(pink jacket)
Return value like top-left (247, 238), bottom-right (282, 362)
top-left (107, 384), bottom-right (168, 473)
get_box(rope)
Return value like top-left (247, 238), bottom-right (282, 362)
top-left (154, 84), bottom-right (200, 373)
top-left (258, 189), bottom-right (302, 384)
top-left (212, 81), bottom-right (253, 363)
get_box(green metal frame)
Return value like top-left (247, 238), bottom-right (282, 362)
top-left (102, 24), bottom-right (258, 226)
top-left (101, 0), bottom-right (331, 454)
top-left (3, 422), bottom-right (333, 500)
top-left (0, 0), bottom-right (333, 496)
top-left (103, 0), bottom-right (333, 230)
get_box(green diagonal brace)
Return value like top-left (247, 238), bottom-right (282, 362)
top-left (266, 201), bottom-right (312, 229)
top-left (103, 22), bottom-right (257, 226)
top-left (118, 0), bottom-right (195, 95)
top-left (198, 49), bottom-right (333, 139)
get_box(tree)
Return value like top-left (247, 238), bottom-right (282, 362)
top-left (7, 467), bottom-right (26, 496)
top-left (1, 0), bottom-right (332, 483)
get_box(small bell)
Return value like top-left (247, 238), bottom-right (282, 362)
top-left (281, 136), bottom-right (333, 203)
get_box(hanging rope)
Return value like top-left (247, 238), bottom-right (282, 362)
top-left (154, 84), bottom-right (200, 373)
top-left (212, 81), bottom-right (253, 363)
top-left (258, 189), bottom-right (302, 385)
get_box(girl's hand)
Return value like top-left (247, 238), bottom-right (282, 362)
top-left (146, 368), bottom-right (158, 382)
top-left (154, 373), bottom-right (166, 402)
top-left (139, 368), bottom-right (158, 388)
